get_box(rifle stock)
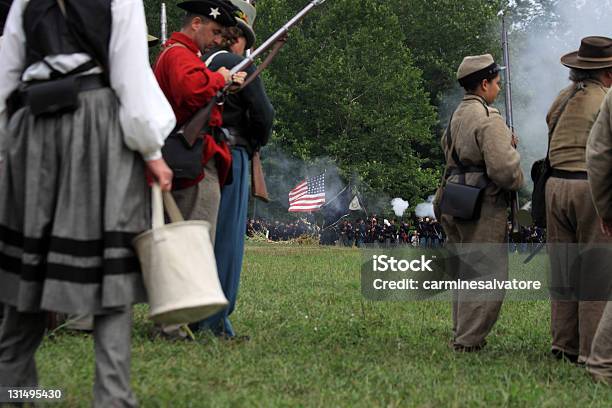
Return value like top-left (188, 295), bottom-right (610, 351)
top-left (251, 152), bottom-right (270, 202)
top-left (181, 97), bottom-right (217, 147)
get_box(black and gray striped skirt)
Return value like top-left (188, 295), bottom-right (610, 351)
top-left (0, 87), bottom-right (149, 314)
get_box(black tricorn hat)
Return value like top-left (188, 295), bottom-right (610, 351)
top-left (178, 0), bottom-right (239, 28)
top-left (561, 36), bottom-right (612, 70)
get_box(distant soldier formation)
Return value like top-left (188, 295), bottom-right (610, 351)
top-left (246, 216), bottom-right (445, 247)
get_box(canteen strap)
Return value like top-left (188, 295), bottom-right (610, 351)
top-left (151, 183), bottom-right (185, 230)
top-left (152, 183), bottom-right (164, 229)
top-left (163, 191), bottom-right (185, 223)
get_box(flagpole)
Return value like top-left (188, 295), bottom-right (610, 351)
top-left (321, 184), bottom-right (348, 209)
top-left (359, 192), bottom-right (368, 218)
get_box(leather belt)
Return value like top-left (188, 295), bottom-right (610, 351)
top-left (25, 74), bottom-right (106, 94)
top-left (449, 166), bottom-right (486, 176)
top-left (12, 74), bottom-right (107, 111)
top-left (550, 169), bottom-right (588, 180)
top-left (223, 127), bottom-right (249, 147)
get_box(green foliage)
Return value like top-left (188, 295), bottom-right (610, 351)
top-left (257, 0), bottom-right (439, 203)
top-left (393, 0), bottom-right (501, 104)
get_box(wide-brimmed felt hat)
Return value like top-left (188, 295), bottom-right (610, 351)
top-left (178, 0), bottom-right (239, 28)
top-left (230, 0), bottom-right (256, 49)
top-left (456, 54), bottom-right (505, 87)
top-left (561, 36), bottom-right (612, 70)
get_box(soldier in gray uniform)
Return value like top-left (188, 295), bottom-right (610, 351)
top-left (545, 36), bottom-right (612, 365)
top-left (585, 38), bottom-right (612, 384)
top-left (434, 54), bottom-right (524, 351)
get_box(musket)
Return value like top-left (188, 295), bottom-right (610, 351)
top-left (161, 3), bottom-right (167, 45)
top-left (523, 241), bottom-right (545, 264)
top-left (181, 0), bottom-right (327, 146)
top-left (500, 11), bottom-right (522, 241)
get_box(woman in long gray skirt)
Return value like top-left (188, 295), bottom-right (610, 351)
top-left (0, 0), bottom-right (175, 405)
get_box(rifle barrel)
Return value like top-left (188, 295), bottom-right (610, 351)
top-left (230, 0), bottom-right (326, 75)
top-left (161, 3), bottom-right (167, 44)
top-left (502, 15), bottom-right (513, 129)
top-left (501, 12), bottom-right (521, 234)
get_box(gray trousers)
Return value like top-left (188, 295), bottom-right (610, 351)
top-left (0, 305), bottom-right (137, 407)
top-left (450, 244), bottom-right (507, 348)
top-left (171, 157), bottom-right (220, 242)
top-left (546, 177), bottom-right (609, 362)
top-left (442, 197), bottom-right (509, 349)
top-left (588, 302), bottom-right (612, 382)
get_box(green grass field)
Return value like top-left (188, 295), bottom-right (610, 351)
top-left (37, 244), bottom-right (612, 407)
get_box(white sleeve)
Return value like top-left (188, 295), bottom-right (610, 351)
top-left (109, 0), bottom-right (176, 161)
top-left (0, 0), bottom-right (26, 158)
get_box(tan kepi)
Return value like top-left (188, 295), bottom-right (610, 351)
top-left (561, 36), bottom-right (612, 70)
top-left (230, 0), bottom-right (256, 49)
top-left (133, 184), bottom-right (228, 324)
top-left (456, 54), bottom-right (505, 87)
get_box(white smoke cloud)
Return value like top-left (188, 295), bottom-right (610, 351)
top-left (510, 0), bottom-right (612, 181)
top-left (391, 198), bottom-right (409, 217)
top-left (415, 195), bottom-right (436, 219)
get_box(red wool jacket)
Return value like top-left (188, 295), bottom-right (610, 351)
top-left (154, 32), bottom-right (232, 189)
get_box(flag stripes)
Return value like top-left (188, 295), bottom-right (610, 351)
top-left (288, 174), bottom-right (326, 212)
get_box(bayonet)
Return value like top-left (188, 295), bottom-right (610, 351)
top-left (161, 3), bottom-right (167, 45)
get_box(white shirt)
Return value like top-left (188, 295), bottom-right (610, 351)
top-left (0, 0), bottom-right (176, 161)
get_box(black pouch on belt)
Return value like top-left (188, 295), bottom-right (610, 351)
top-left (161, 130), bottom-right (205, 181)
top-left (440, 180), bottom-right (486, 221)
top-left (26, 76), bottom-right (79, 116)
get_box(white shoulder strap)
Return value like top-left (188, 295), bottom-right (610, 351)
top-left (204, 50), bottom-right (229, 67)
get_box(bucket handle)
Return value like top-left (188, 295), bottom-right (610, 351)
top-left (151, 183), bottom-right (186, 229)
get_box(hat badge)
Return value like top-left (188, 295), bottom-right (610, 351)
top-left (209, 7), bottom-right (221, 19)
top-left (236, 10), bottom-right (249, 23)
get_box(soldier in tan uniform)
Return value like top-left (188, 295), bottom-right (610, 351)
top-left (435, 54), bottom-right (524, 351)
top-left (545, 37), bottom-right (612, 365)
top-left (585, 38), bottom-right (612, 384)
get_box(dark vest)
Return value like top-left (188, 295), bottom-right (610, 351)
top-left (0, 1), bottom-right (11, 34)
top-left (23, 0), bottom-right (111, 76)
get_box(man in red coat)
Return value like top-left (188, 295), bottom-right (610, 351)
top-left (153, 0), bottom-right (246, 340)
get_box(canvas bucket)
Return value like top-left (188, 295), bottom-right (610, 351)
top-left (133, 183), bottom-right (228, 324)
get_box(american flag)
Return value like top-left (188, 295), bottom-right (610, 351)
top-left (288, 173), bottom-right (326, 212)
